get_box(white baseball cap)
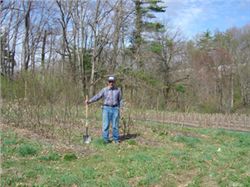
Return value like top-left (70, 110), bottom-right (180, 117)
top-left (108, 76), bottom-right (115, 82)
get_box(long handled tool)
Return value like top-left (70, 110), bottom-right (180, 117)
top-left (83, 95), bottom-right (91, 144)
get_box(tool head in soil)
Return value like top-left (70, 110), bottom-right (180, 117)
top-left (83, 124), bottom-right (91, 144)
top-left (83, 134), bottom-right (91, 144)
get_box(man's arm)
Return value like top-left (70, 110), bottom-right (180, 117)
top-left (86, 88), bottom-right (105, 104)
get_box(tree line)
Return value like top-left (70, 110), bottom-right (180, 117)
top-left (1, 0), bottom-right (250, 114)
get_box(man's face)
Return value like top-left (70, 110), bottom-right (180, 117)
top-left (108, 81), bottom-right (115, 87)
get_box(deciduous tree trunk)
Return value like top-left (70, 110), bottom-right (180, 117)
top-left (22, 1), bottom-right (32, 71)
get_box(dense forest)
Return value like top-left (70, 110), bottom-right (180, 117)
top-left (1, 0), bottom-right (250, 114)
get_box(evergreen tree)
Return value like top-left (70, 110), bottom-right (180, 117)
top-left (131, 0), bottom-right (166, 68)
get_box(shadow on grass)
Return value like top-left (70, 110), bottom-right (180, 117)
top-left (119, 133), bottom-right (140, 142)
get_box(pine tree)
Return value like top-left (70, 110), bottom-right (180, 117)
top-left (132, 0), bottom-right (166, 68)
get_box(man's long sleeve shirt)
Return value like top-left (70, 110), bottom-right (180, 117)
top-left (88, 87), bottom-right (122, 107)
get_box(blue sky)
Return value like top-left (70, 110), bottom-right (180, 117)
top-left (160, 0), bottom-right (250, 39)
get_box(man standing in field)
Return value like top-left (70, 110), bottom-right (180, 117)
top-left (85, 76), bottom-right (122, 144)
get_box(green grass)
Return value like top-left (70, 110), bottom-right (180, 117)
top-left (18, 144), bottom-right (39, 156)
top-left (63, 153), bottom-right (78, 161)
top-left (39, 152), bottom-right (61, 161)
top-left (1, 121), bottom-right (250, 187)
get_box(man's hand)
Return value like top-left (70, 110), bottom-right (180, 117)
top-left (85, 100), bottom-right (89, 105)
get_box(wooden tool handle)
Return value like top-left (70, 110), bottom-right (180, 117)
top-left (85, 95), bottom-right (88, 127)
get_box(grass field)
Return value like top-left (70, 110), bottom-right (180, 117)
top-left (1, 120), bottom-right (250, 187)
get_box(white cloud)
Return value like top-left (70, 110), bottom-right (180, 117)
top-left (173, 7), bottom-right (203, 30)
top-left (160, 0), bottom-right (250, 39)
top-left (162, 0), bottom-right (208, 38)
